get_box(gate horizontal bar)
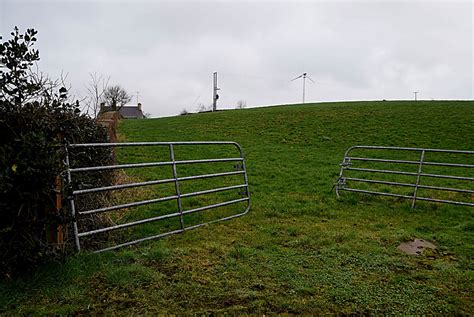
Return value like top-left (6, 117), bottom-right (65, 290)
top-left (78, 197), bottom-right (249, 237)
top-left (175, 158), bottom-right (243, 165)
top-left (68, 141), bottom-right (241, 148)
top-left (341, 187), bottom-right (414, 199)
top-left (346, 167), bottom-right (474, 180)
top-left (78, 210), bottom-right (182, 237)
top-left (418, 184), bottom-right (474, 194)
top-left (349, 157), bottom-right (420, 165)
top-left (344, 177), bottom-right (415, 187)
top-left (348, 157), bottom-right (474, 168)
top-left (180, 184), bottom-right (247, 198)
top-left (95, 228), bottom-right (186, 253)
top-left (415, 197), bottom-right (474, 206)
top-left (177, 170), bottom-right (245, 181)
top-left (344, 177), bottom-right (474, 194)
top-left (70, 157), bottom-right (243, 173)
top-left (345, 167), bottom-right (418, 176)
top-left (181, 197), bottom-right (249, 216)
top-left (79, 183), bottom-right (247, 215)
top-left (424, 162), bottom-right (474, 168)
top-left (340, 188), bottom-right (474, 206)
top-left (419, 173), bottom-right (474, 181)
top-left (73, 171), bottom-right (246, 195)
top-left (71, 161), bottom-right (172, 172)
top-left (94, 200), bottom-right (251, 253)
top-left (73, 178), bottom-right (175, 195)
top-left (79, 195), bottom-right (179, 215)
top-left (346, 145), bottom-right (474, 154)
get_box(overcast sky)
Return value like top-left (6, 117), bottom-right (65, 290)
top-left (1, 0), bottom-right (472, 117)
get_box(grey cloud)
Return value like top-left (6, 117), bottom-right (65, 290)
top-left (1, 1), bottom-right (472, 117)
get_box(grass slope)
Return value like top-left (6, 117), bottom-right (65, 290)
top-left (1, 100), bottom-right (473, 314)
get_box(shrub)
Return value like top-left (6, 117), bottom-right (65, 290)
top-left (0, 27), bottom-right (112, 277)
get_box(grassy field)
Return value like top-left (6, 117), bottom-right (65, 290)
top-left (1, 100), bottom-right (473, 314)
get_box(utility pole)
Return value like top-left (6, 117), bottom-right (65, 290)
top-left (212, 72), bottom-right (220, 112)
top-left (302, 74), bottom-right (306, 103)
top-left (413, 91), bottom-right (418, 101)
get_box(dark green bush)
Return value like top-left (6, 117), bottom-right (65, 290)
top-left (0, 27), bottom-right (113, 277)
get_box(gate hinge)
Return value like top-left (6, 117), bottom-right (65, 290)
top-left (340, 158), bottom-right (351, 168)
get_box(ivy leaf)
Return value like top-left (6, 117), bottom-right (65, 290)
top-left (11, 164), bottom-right (17, 173)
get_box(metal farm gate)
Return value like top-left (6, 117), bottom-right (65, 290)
top-left (335, 146), bottom-right (474, 208)
top-left (64, 141), bottom-right (250, 252)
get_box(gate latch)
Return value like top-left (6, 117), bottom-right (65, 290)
top-left (335, 177), bottom-right (346, 189)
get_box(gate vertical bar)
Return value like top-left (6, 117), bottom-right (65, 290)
top-left (169, 144), bottom-right (185, 229)
top-left (411, 149), bottom-right (425, 209)
top-left (237, 144), bottom-right (250, 198)
top-left (64, 143), bottom-right (81, 251)
top-left (335, 155), bottom-right (350, 198)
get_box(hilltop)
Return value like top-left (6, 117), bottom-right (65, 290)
top-left (1, 100), bottom-right (473, 314)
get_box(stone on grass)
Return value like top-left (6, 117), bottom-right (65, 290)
top-left (397, 239), bottom-right (437, 255)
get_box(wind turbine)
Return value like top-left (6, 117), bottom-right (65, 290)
top-left (291, 72), bottom-right (314, 103)
top-left (413, 91), bottom-right (419, 101)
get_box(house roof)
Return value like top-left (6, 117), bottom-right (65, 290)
top-left (119, 105), bottom-right (143, 118)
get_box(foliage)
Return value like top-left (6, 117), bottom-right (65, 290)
top-left (0, 27), bottom-right (112, 277)
top-left (102, 85), bottom-right (131, 111)
top-left (0, 27), bottom-right (40, 107)
top-left (0, 100), bottom-right (472, 314)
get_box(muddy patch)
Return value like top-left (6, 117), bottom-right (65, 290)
top-left (397, 239), bottom-right (437, 255)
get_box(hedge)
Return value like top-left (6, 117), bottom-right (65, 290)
top-left (0, 27), bottom-right (113, 277)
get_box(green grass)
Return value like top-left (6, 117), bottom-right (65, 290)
top-left (1, 100), bottom-right (473, 314)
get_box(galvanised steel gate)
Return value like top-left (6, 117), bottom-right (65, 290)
top-left (335, 146), bottom-right (474, 208)
top-left (64, 141), bottom-right (250, 252)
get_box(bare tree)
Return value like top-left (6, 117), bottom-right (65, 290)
top-left (103, 85), bottom-right (131, 111)
top-left (27, 65), bottom-right (75, 105)
top-left (236, 100), bottom-right (246, 109)
top-left (84, 73), bottom-right (109, 118)
top-left (196, 102), bottom-right (212, 113)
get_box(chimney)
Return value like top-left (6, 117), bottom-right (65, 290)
top-left (138, 103), bottom-right (142, 111)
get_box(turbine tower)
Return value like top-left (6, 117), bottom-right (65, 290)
top-left (413, 91), bottom-right (419, 101)
top-left (291, 72), bottom-right (314, 103)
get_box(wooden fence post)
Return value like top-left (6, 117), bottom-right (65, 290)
top-left (55, 175), bottom-right (64, 248)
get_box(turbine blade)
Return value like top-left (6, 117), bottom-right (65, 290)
top-left (291, 74), bottom-right (303, 81)
top-left (307, 76), bottom-right (315, 83)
